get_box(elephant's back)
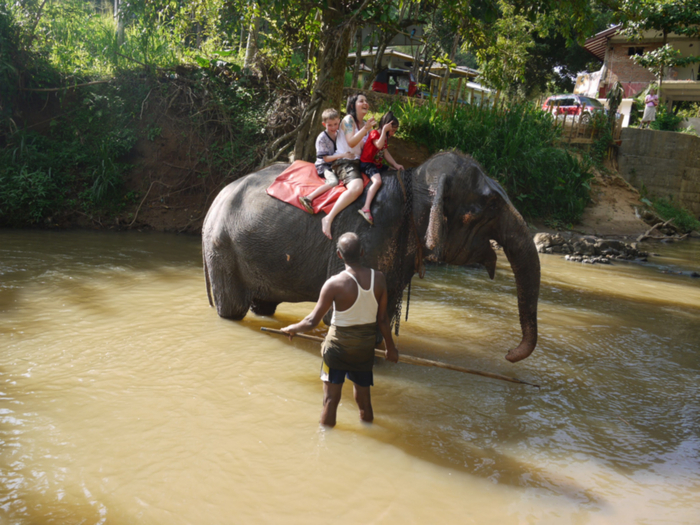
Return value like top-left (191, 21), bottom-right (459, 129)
top-left (202, 163), bottom-right (289, 239)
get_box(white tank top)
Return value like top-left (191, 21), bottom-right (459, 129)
top-left (331, 270), bottom-right (378, 327)
top-left (335, 115), bottom-right (366, 159)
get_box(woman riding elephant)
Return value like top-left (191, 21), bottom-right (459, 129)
top-left (202, 151), bottom-right (540, 363)
top-left (321, 92), bottom-right (376, 239)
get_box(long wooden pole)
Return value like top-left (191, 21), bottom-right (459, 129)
top-left (260, 327), bottom-right (540, 388)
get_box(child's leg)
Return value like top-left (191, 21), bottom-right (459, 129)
top-left (361, 173), bottom-right (382, 212)
top-left (321, 178), bottom-right (364, 240)
top-left (306, 183), bottom-right (334, 202)
top-left (306, 170), bottom-right (339, 201)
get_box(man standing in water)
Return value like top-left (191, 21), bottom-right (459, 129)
top-left (281, 233), bottom-right (399, 427)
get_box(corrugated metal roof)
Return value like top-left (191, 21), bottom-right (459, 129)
top-left (584, 25), bottom-right (621, 62)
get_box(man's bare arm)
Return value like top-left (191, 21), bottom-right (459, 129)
top-left (375, 272), bottom-right (399, 362)
top-left (280, 279), bottom-right (337, 339)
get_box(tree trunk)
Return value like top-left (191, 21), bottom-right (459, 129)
top-left (658, 30), bottom-right (667, 107)
top-left (244, 10), bottom-right (260, 69)
top-left (364, 31), bottom-right (392, 88)
top-left (440, 33), bottom-right (460, 98)
top-left (419, 44), bottom-right (433, 85)
top-left (239, 22), bottom-right (245, 54)
top-left (114, 0), bottom-right (124, 47)
top-left (305, 10), bottom-right (322, 84)
top-left (411, 42), bottom-right (422, 81)
top-left (351, 28), bottom-right (362, 88)
top-left (294, 5), bottom-right (356, 161)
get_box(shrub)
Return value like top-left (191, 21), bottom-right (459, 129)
top-left (650, 105), bottom-right (685, 131)
top-left (652, 197), bottom-right (700, 233)
top-left (391, 100), bottom-right (593, 224)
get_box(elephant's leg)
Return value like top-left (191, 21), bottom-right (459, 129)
top-left (207, 258), bottom-right (250, 320)
top-left (250, 300), bottom-right (279, 316)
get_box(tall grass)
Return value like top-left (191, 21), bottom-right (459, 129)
top-left (651, 197), bottom-right (700, 233)
top-left (392, 101), bottom-right (593, 224)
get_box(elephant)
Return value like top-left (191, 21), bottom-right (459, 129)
top-left (202, 151), bottom-right (540, 363)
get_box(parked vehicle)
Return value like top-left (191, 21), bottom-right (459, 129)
top-left (542, 94), bottom-right (611, 124)
top-left (372, 68), bottom-right (418, 97)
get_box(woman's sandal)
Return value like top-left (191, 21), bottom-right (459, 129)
top-left (298, 196), bottom-right (314, 214)
top-left (358, 208), bottom-right (374, 225)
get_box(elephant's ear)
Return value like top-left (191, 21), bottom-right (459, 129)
top-left (425, 175), bottom-right (447, 259)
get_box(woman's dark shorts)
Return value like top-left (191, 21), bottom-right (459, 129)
top-left (332, 159), bottom-right (364, 184)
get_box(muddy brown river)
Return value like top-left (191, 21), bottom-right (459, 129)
top-left (1, 230), bottom-right (699, 524)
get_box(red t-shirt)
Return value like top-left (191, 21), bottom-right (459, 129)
top-left (360, 130), bottom-right (388, 167)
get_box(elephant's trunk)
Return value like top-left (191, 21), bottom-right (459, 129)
top-left (494, 205), bottom-right (540, 363)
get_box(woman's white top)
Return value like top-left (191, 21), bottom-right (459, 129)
top-left (331, 270), bottom-right (378, 327)
top-left (335, 115), bottom-right (367, 159)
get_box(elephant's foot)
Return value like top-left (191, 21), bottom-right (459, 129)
top-left (250, 300), bottom-right (279, 316)
top-left (216, 301), bottom-right (249, 320)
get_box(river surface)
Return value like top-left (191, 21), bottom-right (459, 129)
top-left (1, 230), bottom-right (699, 525)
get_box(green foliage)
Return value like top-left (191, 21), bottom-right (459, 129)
top-left (590, 111), bottom-right (612, 165)
top-left (651, 197), bottom-right (700, 233)
top-left (619, 0), bottom-right (700, 40)
top-left (650, 105), bottom-right (685, 131)
top-left (675, 102), bottom-right (700, 119)
top-left (392, 100), bottom-right (593, 223)
top-left (475, 1), bottom-right (535, 91)
top-left (0, 84), bottom-right (138, 225)
top-left (619, 0), bottom-right (700, 83)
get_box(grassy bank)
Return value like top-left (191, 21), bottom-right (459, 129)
top-left (389, 101), bottom-right (594, 225)
top-left (0, 2), bottom-right (269, 228)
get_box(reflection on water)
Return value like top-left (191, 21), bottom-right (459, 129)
top-left (1, 231), bottom-right (699, 524)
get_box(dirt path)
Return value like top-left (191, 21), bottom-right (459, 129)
top-left (575, 170), bottom-right (648, 238)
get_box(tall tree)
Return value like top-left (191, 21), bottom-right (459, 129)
top-left (618, 0), bottom-right (700, 99)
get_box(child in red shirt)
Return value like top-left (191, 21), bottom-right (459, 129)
top-left (358, 111), bottom-right (404, 225)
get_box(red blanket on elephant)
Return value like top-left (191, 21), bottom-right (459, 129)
top-left (266, 161), bottom-right (369, 215)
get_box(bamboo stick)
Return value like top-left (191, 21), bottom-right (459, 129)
top-left (260, 327), bottom-right (540, 388)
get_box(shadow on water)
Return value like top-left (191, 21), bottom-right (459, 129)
top-left (234, 315), bottom-right (608, 508)
top-left (233, 251), bottom-right (700, 505)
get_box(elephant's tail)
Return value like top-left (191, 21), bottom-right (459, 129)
top-left (203, 252), bottom-right (214, 308)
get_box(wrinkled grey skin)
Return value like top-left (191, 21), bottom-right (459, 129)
top-left (202, 151), bottom-right (540, 362)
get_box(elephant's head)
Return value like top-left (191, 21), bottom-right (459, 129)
top-left (414, 151), bottom-right (540, 363)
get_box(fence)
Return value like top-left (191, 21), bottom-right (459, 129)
top-left (424, 76), bottom-right (496, 112)
top-left (552, 111), bottom-right (623, 145)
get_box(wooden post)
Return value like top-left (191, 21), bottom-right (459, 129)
top-left (436, 77), bottom-right (444, 106)
top-left (570, 113), bottom-right (578, 142)
top-left (562, 112), bottom-right (568, 137)
top-left (452, 77), bottom-right (464, 114)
